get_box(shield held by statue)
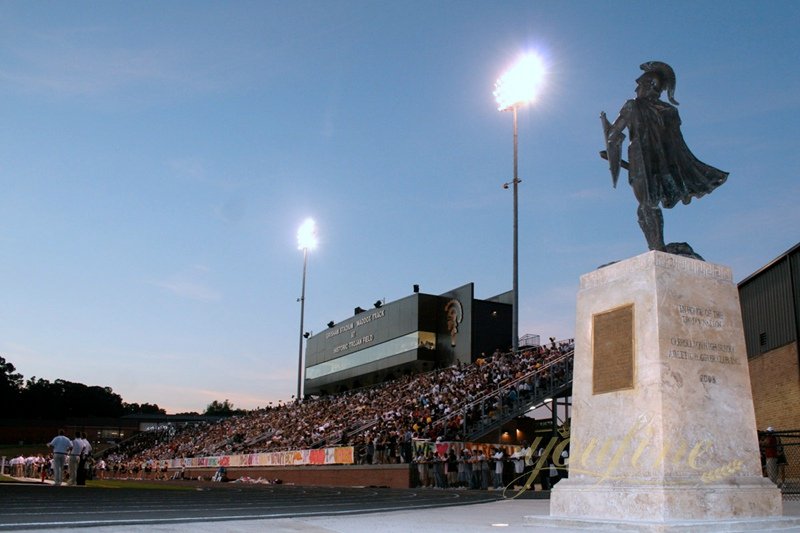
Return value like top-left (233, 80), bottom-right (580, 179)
top-left (600, 111), bottom-right (625, 188)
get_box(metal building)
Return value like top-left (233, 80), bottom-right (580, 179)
top-left (740, 242), bottom-right (800, 432)
top-left (739, 242), bottom-right (800, 359)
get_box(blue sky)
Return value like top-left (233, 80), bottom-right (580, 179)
top-left (1, 1), bottom-right (797, 413)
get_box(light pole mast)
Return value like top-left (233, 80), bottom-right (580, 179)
top-left (494, 52), bottom-right (545, 354)
top-left (511, 104), bottom-right (520, 354)
top-left (297, 245), bottom-right (309, 401)
top-left (296, 218), bottom-right (317, 402)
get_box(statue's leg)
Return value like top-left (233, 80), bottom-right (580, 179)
top-left (631, 175), bottom-right (666, 252)
top-left (637, 204), bottom-right (666, 252)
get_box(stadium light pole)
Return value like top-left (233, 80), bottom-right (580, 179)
top-left (296, 218), bottom-right (318, 402)
top-left (494, 52), bottom-right (545, 354)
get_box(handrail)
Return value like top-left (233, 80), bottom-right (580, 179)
top-left (429, 348), bottom-right (574, 432)
top-left (460, 354), bottom-right (574, 440)
top-left (467, 350), bottom-right (571, 412)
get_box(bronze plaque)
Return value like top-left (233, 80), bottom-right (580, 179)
top-left (592, 304), bottom-right (635, 394)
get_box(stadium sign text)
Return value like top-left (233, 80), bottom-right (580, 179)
top-left (325, 309), bottom-right (386, 340)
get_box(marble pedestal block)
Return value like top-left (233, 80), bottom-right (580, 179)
top-left (542, 251), bottom-right (782, 528)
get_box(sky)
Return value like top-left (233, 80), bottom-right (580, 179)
top-left (1, 1), bottom-right (798, 414)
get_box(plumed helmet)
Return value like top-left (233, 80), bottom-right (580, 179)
top-left (640, 61), bottom-right (679, 105)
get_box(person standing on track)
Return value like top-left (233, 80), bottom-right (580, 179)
top-left (47, 429), bottom-right (72, 486)
top-left (67, 432), bottom-right (84, 486)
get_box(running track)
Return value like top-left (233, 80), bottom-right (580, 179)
top-left (0, 483), bottom-right (507, 530)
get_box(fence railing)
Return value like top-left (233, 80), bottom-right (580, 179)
top-left (425, 347), bottom-right (574, 441)
top-left (759, 429), bottom-right (800, 500)
top-left (462, 351), bottom-right (573, 440)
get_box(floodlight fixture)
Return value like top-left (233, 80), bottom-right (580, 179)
top-left (297, 218), bottom-right (318, 251)
top-left (494, 52), bottom-right (546, 112)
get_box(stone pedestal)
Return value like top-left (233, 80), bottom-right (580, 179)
top-left (538, 251), bottom-right (783, 529)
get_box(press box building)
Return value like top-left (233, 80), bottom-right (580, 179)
top-left (303, 283), bottom-right (512, 396)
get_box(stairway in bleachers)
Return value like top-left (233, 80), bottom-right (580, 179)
top-left (456, 349), bottom-right (573, 441)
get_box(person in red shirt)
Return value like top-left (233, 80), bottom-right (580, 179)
top-left (761, 427), bottom-right (779, 484)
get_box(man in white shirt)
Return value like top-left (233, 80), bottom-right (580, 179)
top-left (511, 448), bottom-right (526, 489)
top-left (77, 432), bottom-right (92, 485)
top-left (492, 448), bottom-right (505, 489)
top-left (81, 432), bottom-right (92, 457)
top-left (68, 432), bottom-right (84, 486)
top-left (47, 429), bottom-right (72, 486)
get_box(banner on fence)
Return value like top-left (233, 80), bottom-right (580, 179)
top-left (165, 446), bottom-right (354, 469)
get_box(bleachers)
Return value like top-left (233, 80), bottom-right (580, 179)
top-left (111, 338), bottom-right (575, 468)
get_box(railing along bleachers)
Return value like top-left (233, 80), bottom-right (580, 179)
top-left (428, 345), bottom-right (574, 441)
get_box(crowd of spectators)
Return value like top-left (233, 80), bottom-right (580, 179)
top-left (410, 444), bottom-right (542, 490)
top-left (6, 454), bottom-right (47, 479)
top-left (107, 338), bottom-right (575, 474)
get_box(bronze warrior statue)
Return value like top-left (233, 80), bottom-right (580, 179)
top-left (601, 61), bottom-right (728, 256)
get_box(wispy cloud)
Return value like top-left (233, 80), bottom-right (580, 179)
top-left (167, 157), bottom-right (243, 193)
top-left (149, 381), bottom-right (291, 412)
top-left (151, 265), bottom-right (221, 302)
top-left (2, 342), bottom-right (50, 374)
top-left (168, 158), bottom-right (207, 181)
top-left (213, 197), bottom-right (247, 224)
top-left (154, 280), bottom-right (221, 302)
top-left (1, 39), bottom-right (177, 96)
top-left (0, 28), bottom-right (246, 98)
top-left (570, 187), bottom-right (606, 200)
top-left (166, 157), bottom-right (247, 223)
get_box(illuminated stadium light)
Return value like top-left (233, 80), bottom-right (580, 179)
top-left (297, 218), bottom-right (318, 251)
top-left (493, 52), bottom-right (546, 111)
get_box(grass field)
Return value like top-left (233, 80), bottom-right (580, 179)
top-left (0, 475), bottom-right (196, 490)
top-left (83, 479), bottom-right (195, 490)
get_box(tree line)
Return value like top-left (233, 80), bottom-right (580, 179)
top-left (1, 356), bottom-right (249, 419)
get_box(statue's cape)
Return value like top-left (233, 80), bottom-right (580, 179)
top-left (627, 98), bottom-right (728, 209)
